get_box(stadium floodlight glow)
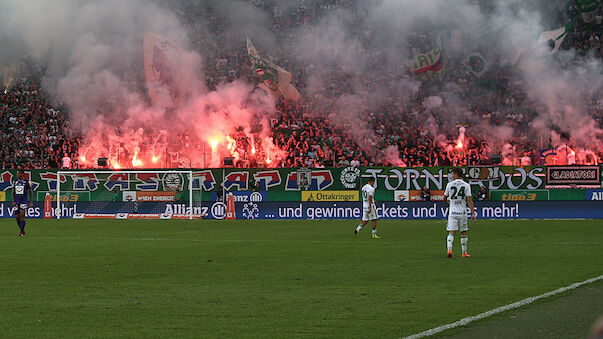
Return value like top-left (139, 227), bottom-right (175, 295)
top-left (56, 170), bottom-right (197, 220)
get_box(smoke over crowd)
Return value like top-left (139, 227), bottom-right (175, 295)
top-left (0, 0), bottom-right (601, 168)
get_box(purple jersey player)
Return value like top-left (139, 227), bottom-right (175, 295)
top-left (13, 171), bottom-right (33, 236)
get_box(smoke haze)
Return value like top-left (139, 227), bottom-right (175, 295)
top-left (1, 0), bottom-right (600, 167)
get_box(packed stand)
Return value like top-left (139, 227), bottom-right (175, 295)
top-left (186, 0), bottom-right (602, 167)
top-left (2, 0), bottom-right (602, 169)
top-left (0, 76), bottom-right (80, 169)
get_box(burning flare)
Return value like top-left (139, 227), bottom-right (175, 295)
top-left (210, 138), bottom-right (219, 152)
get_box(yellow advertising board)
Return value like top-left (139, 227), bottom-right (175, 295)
top-left (301, 191), bottom-right (359, 202)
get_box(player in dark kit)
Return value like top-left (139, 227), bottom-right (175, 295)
top-left (13, 171), bottom-right (33, 236)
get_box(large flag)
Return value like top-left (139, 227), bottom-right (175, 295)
top-left (539, 149), bottom-right (557, 165)
top-left (143, 30), bottom-right (191, 108)
top-left (577, 0), bottom-right (601, 23)
top-left (409, 35), bottom-right (444, 79)
top-left (463, 53), bottom-right (487, 77)
top-left (537, 18), bottom-right (577, 54)
top-left (246, 38), bottom-right (300, 101)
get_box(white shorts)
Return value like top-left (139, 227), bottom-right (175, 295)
top-left (362, 205), bottom-right (378, 221)
top-left (447, 214), bottom-right (468, 232)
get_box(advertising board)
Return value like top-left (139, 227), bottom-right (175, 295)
top-left (5, 201), bottom-right (602, 220)
top-left (586, 189), bottom-right (603, 201)
top-left (490, 190), bottom-right (550, 201)
top-left (546, 166), bottom-right (600, 186)
top-left (301, 191), bottom-right (359, 202)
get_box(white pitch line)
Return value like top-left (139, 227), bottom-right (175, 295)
top-left (401, 274), bottom-right (603, 339)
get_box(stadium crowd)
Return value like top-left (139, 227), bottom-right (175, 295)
top-left (1, 0), bottom-right (602, 169)
top-left (189, 0), bottom-right (603, 168)
top-left (0, 73), bottom-right (80, 169)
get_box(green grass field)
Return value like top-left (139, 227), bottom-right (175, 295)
top-left (0, 218), bottom-right (601, 338)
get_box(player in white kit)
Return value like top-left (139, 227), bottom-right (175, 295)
top-left (444, 168), bottom-right (476, 258)
top-left (354, 177), bottom-right (380, 239)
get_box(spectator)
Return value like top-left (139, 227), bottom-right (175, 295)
top-left (420, 186), bottom-right (431, 201)
top-left (476, 186), bottom-right (489, 201)
top-left (61, 153), bottom-right (71, 169)
top-left (216, 184), bottom-right (224, 202)
top-left (520, 152), bottom-right (532, 166)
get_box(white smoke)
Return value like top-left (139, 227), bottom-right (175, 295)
top-left (1, 0), bottom-right (601, 167)
top-left (0, 0), bottom-right (282, 168)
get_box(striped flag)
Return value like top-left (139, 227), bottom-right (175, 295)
top-left (246, 38), bottom-right (300, 101)
top-left (409, 35), bottom-right (445, 79)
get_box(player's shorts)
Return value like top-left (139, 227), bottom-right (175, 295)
top-left (362, 205), bottom-right (378, 221)
top-left (15, 198), bottom-right (28, 211)
top-left (447, 213), bottom-right (468, 231)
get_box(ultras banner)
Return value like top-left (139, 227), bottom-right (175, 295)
top-left (0, 166), bottom-right (571, 201)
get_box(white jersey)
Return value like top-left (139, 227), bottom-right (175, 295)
top-left (445, 179), bottom-right (471, 215)
top-left (361, 183), bottom-right (375, 209)
top-left (62, 156), bottom-right (71, 168)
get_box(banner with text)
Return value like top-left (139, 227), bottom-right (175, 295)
top-left (301, 191), bottom-right (359, 202)
top-left (546, 166), bottom-right (600, 187)
top-left (0, 166), bottom-right (597, 202)
top-left (4, 201), bottom-right (602, 220)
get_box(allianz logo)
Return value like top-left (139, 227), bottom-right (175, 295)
top-left (231, 192), bottom-right (264, 202)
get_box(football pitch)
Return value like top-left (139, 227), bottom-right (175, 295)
top-left (1, 218), bottom-right (601, 338)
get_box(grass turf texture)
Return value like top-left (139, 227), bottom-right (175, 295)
top-left (0, 219), bottom-right (601, 338)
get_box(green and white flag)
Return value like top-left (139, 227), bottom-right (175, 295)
top-left (409, 35), bottom-right (445, 79)
top-left (246, 38), bottom-right (300, 101)
top-left (463, 53), bottom-right (487, 77)
top-left (577, 0), bottom-right (601, 23)
top-left (537, 18), bottom-right (577, 54)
